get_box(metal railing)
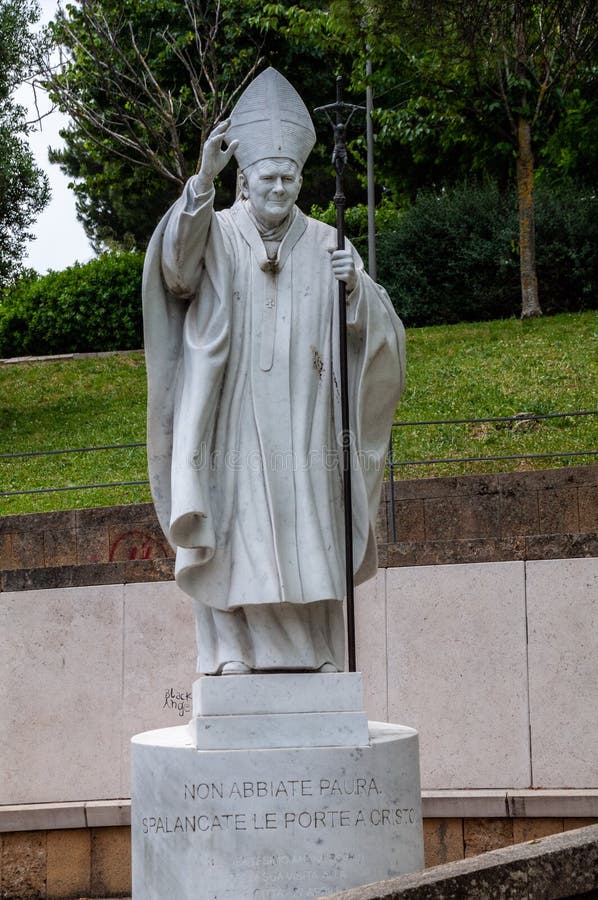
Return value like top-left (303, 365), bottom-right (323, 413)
top-left (384, 409), bottom-right (597, 541)
top-left (387, 410), bottom-right (597, 474)
top-left (1, 410), bottom-right (596, 501)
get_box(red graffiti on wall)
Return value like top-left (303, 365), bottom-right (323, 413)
top-left (109, 528), bottom-right (170, 562)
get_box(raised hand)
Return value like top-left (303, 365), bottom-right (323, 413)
top-left (193, 120), bottom-right (239, 193)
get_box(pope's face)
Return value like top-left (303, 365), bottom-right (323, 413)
top-left (241, 158), bottom-right (302, 228)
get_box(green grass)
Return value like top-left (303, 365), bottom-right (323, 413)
top-left (394, 310), bottom-right (598, 480)
top-left (0, 312), bottom-right (596, 516)
top-left (0, 352), bottom-right (151, 515)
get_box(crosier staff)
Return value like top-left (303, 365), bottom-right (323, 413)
top-left (315, 77), bottom-right (365, 674)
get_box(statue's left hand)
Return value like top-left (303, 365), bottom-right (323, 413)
top-left (330, 249), bottom-right (357, 293)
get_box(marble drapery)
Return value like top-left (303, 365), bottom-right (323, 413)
top-left (142, 181), bottom-right (405, 672)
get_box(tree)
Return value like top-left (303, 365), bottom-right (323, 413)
top-left (335, 0), bottom-right (598, 318)
top-left (0, 0), bottom-right (50, 287)
top-left (341, 35), bottom-right (512, 199)
top-left (41, 0), bottom-right (352, 250)
top-left (41, 0), bottom-right (266, 249)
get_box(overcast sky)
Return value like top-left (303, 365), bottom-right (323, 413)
top-left (15, 0), bottom-right (94, 274)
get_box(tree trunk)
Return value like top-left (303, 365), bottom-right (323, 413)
top-left (516, 118), bottom-right (542, 320)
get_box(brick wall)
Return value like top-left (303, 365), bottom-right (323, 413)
top-left (0, 827), bottom-right (130, 899)
top-left (376, 464), bottom-right (597, 567)
top-left (3, 817), bottom-right (598, 899)
top-left (1, 465), bottom-right (596, 593)
top-left (0, 505), bottom-right (173, 592)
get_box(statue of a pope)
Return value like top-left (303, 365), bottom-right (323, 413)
top-left (143, 68), bottom-right (405, 675)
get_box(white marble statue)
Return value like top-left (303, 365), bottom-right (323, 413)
top-left (143, 68), bottom-right (405, 675)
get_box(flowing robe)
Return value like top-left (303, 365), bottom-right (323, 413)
top-left (142, 181), bottom-right (405, 671)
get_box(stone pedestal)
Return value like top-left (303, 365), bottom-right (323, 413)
top-left (131, 674), bottom-right (424, 899)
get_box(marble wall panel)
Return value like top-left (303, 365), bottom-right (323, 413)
top-left (385, 562), bottom-right (530, 790)
top-left (355, 569), bottom-right (388, 722)
top-left (0, 585), bottom-right (124, 804)
top-left (526, 557), bottom-right (598, 788)
top-left (120, 581), bottom-right (197, 794)
top-left (3, 555), bottom-right (596, 807)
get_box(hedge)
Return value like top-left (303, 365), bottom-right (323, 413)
top-left (374, 178), bottom-right (597, 326)
top-left (0, 252), bottom-right (144, 358)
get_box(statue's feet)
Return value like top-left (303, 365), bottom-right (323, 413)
top-left (220, 661), bottom-right (252, 675)
top-left (317, 662), bottom-right (338, 673)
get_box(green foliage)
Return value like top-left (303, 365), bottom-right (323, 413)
top-left (45, 0), bottom-right (353, 250)
top-left (310, 197), bottom-right (403, 256)
top-left (48, 140), bottom-right (181, 255)
top-left (41, 0), bottom-right (598, 257)
top-left (0, 0), bottom-right (38, 92)
top-left (0, 0), bottom-right (50, 287)
top-left (540, 74), bottom-right (598, 183)
top-left (331, 1), bottom-right (598, 200)
top-left (534, 180), bottom-right (598, 314)
top-left (0, 126), bottom-right (50, 287)
top-left (375, 179), bottom-right (598, 326)
top-left (0, 252), bottom-right (144, 357)
top-left (363, 43), bottom-right (515, 200)
top-left (377, 181), bottom-right (519, 325)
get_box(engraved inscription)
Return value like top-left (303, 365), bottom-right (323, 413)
top-left (140, 775), bottom-right (416, 836)
top-left (183, 777), bottom-right (381, 800)
top-left (141, 807), bottom-right (416, 834)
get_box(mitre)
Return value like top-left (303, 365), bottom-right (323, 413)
top-left (226, 67), bottom-right (316, 171)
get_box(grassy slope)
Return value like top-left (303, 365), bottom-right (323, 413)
top-left (0, 312), bottom-right (596, 516)
top-left (395, 311), bottom-right (598, 478)
top-left (0, 352), bottom-right (150, 514)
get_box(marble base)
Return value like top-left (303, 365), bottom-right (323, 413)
top-left (191, 710), bottom-right (369, 750)
top-left (131, 721), bottom-right (424, 899)
top-left (193, 672), bottom-right (365, 716)
top-left (190, 673), bottom-right (369, 749)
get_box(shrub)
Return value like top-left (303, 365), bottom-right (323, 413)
top-left (534, 180), bottom-right (598, 314)
top-left (375, 181), bottom-right (520, 326)
top-left (310, 197), bottom-right (403, 260)
top-left (0, 251), bottom-right (144, 358)
top-left (374, 179), bottom-right (597, 327)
